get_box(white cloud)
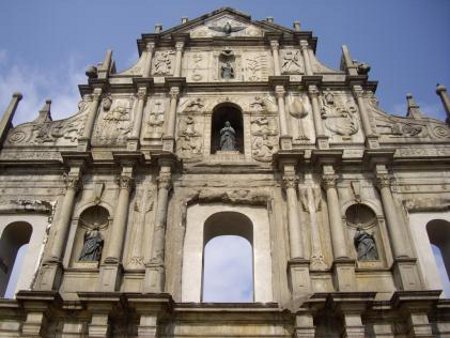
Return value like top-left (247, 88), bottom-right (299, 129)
top-left (202, 236), bottom-right (253, 302)
top-left (0, 52), bottom-right (85, 126)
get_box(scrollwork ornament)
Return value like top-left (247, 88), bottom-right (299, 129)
top-left (375, 174), bottom-right (391, 189)
top-left (63, 174), bottom-right (82, 192)
top-left (8, 130), bottom-right (28, 143)
top-left (432, 125), bottom-right (450, 139)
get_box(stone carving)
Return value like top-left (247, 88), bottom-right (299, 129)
top-left (432, 125), bottom-right (450, 138)
top-left (146, 100), bottom-right (165, 138)
top-left (287, 96), bottom-right (309, 140)
top-left (177, 116), bottom-right (202, 159)
top-left (354, 228), bottom-right (379, 261)
top-left (181, 98), bottom-right (205, 112)
top-left (152, 51), bottom-right (175, 76)
top-left (250, 117), bottom-right (278, 162)
top-left (0, 199), bottom-right (52, 213)
top-left (281, 49), bottom-right (302, 74)
top-left (403, 198), bottom-right (450, 212)
top-left (79, 228), bottom-right (104, 262)
top-left (249, 96), bottom-right (278, 113)
top-left (208, 21), bottom-right (246, 36)
top-left (191, 53), bottom-right (205, 81)
top-left (321, 91), bottom-right (359, 137)
top-left (219, 121), bottom-right (236, 151)
top-left (190, 188), bottom-right (269, 206)
top-left (7, 96), bottom-right (90, 145)
top-left (244, 54), bottom-right (268, 81)
top-left (95, 97), bottom-right (133, 144)
top-left (219, 49), bottom-right (236, 80)
top-left (102, 95), bottom-right (112, 111)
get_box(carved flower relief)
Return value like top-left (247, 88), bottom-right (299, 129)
top-left (152, 50), bottom-right (175, 76)
top-left (94, 97), bottom-right (133, 145)
top-left (321, 91), bottom-right (359, 138)
top-left (280, 49), bottom-right (303, 74)
top-left (251, 116), bottom-right (278, 162)
top-left (7, 96), bottom-right (91, 145)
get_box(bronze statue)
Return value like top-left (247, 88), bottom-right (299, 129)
top-left (79, 227), bottom-right (103, 261)
top-left (219, 121), bottom-right (236, 151)
top-left (354, 228), bottom-right (379, 261)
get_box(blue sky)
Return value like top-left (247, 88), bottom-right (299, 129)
top-left (1, 1), bottom-right (449, 299)
top-left (0, 0), bottom-right (449, 124)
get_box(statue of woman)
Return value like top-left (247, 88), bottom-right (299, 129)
top-left (79, 227), bottom-right (104, 261)
top-left (221, 61), bottom-right (234, 79)
top-left (353, 228), bottom-right (379, 261)
top-left (219, 121), bottom-right (236, 151)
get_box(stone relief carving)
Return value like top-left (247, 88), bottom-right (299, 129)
top-left (0, 199), bottom-right (52, 213)
top-left (244, 53), bottom-right (268, 81)
top-left (190, 53), bottom-right (206, 81)
top-left (189, 17), bottom-right (262, 38)
top-left (180, 97), bottom-right (205, 113)
top-left (219, 48), bottom-right (236, 80)
top-left (188, 188), bottom-right (269, 205)
top-left (280, 49), bottom-right (303, 74)
top-left (152, 50), bottom-right (175, 76)
top-left (94, 96), bottom-right (133, 145)
top-left (145, 99), bottom-right (165, 139)
top-left (321, 90), bottom-right (359, 138)
top-left (176, 115), bottom-right (202, 160)
top-left (287, 95), bottom-right (309, 140)
top-left (403, 198), bottom-right (450, 212)
top-left (7, 95), bottom-right (91, 146)
top-left (249, 95), bottom-right (278, 113)
top-left (251, 116), bottom-right (278, 162)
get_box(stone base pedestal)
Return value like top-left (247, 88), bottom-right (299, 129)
top-left (162, 137), bottom-right (175, 152)
top-left (288, 259), bottom-right (311, 296)
top-left (295, 312), bottom-right (315, 338)
top-left (279, 135), bottom-right (293, 150)
top-left (77, 137), bottom-right (90, 152)
top-left (392, 257), bottom-right (422, 291)
top-left (332, 259), bottom-right (356, 292)
top-left (366, 135), bottom-right (380, 149)
top-left (316, 135), bottom-right (329, 149)
top-left (34, 260), bottom-right (63, 291)
top-left (126, 137), bottom-right (140, 151)
top-left (143, 264), bottom-right (165, 293)
top-left (97, 263), bottom-right (123, 292)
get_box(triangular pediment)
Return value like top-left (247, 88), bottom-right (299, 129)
top-left (160, 7), bottom-right (292, 39)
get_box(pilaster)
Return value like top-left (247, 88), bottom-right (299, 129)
top-left (78, 87), bottom-right (103, 151)
top-left (0, 92), bottom-right (22, 148)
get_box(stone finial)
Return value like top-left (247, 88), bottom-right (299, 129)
top-left (35, 99), bottom-right (52, 123)
top-left (181, 17), bottom-right (188, 24)
top-left (406, 93), bottom-right (422, 119)
top-left (293, 21), bottom-right (301, 31)
top-left (155, 24), bottom-right (163, 33)
top-left (436, 83), bottom-right (450, 123)
top-left (266, 17), bottom-right (274, 23)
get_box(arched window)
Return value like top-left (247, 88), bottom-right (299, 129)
top-left (0, 222), bottom-right (32, 297)
top-left (202, 212), bottom-right (253, 302)
top-left (426, 220), bottom-right (450, 296)
top-left (211, 104), bottom-right (244, 154)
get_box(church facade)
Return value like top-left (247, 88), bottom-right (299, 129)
top-left (0, 7), bottom-right (450, 337)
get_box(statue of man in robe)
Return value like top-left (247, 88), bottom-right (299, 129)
top-left (219, 121), bottom-right (236, 151)
top-left (354, 228), bottom-right (379, 261)
top-left (79, 227), bottom-right (104, 261)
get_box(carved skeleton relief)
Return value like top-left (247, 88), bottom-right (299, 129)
top-left (321, 90), bottom-right (359, 139)
top-left (280, 49), bottom-right (303, 74)
top-left (152, 50), bottom-right (175, 76)
top-left (94, 96), bottom-right (133, 145)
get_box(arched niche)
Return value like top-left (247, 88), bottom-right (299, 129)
top-left (70, 205), bottom-right (109, 267)
top-left (427, 219), bottom-right (450, 289)
top-left (202, 212), bottom-right (254, 302)
top-left (0, 221), bottom-right (32, 297)
top-left (182, 203), bottom-right (272, 303)
top-left (211, 103), bottom-right (244, 154)
top-left (345, 203), bottom-right (387, 267)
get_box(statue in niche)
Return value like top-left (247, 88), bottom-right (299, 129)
top-left (79, 227), bottom-right (104, 261)
top-left (221, 61), bottom-right (234, 79)
top-left (219, 121), bottom-right (236, 151)
top-left (353, 228), bottom-right (379, 261)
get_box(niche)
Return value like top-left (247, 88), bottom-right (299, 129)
top-left (72, 206), bottom-right (109, 268)
top-left (211, 104), bottom-right (244, 154)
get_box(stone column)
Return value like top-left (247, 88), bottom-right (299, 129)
top-left (322, 166), bottom-right (356, 291)
top-left (352, 85), bottom-right (374, 138)
top-left (144, 165), bottom-right (172, 292)
top-left (308, 85), bottom-right (328, 149)
top-left (270, 40), bottom-right (281, 76)
top-left (142, 42), bottom-right (155, 77)
top-left (0, 92), bottom-right (22, 147)
top-left (98, 168), bottom-right (134, 291)
top-left (300, 40), bottom-right (313, 76)
top-left (283, 176), bottom-right (304, 259)
top-left (162, 86), bottom-right (179, 151)
top-left (127, 87), bottom-right (148, 151)
top-left (79, 87), bottom-right (102, 151)
top-left (174, 41), bottom-right (184, 77)
top-left (275, 85), bottom-right (288, 136)
top-left (436, 84), bottom-right (450, 123)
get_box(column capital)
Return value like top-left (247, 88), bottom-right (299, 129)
top-left (146, 42), bottom-right (155, 52)
top-left (92, 87), bottom-right (103, 99)
top-left (375, 173), bottom-right (392, 189)
top-left (64, 174), bottom-right (82, 192)
top-left (136, 87), bottom-right (148, 100)
top-left (283, 175), bottom-right (299, 190)
top-left (275, 85), bottom-right (286, 98)
top-left (175, 41), bottom-right (185, 50)
top-left (300, 39), bottom-right (309, 49)
top-left (169, 86), bottom-right (180, 99)
top-left (352, 85), bottom-right (364, 97)
top-left (321, 174), bottom-right (338, 189)
top-left (117, 175), bottom-right (135, 192)
top-left (270, 39), bottom-right (279, 50)
top-left (308, 84), bottom-right (320, 96)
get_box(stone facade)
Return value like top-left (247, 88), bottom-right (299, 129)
top-left (0, 7), bottom-right (449, 337)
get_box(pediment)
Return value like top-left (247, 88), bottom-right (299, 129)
top-left (160, 8), bottom-right (289, 39)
